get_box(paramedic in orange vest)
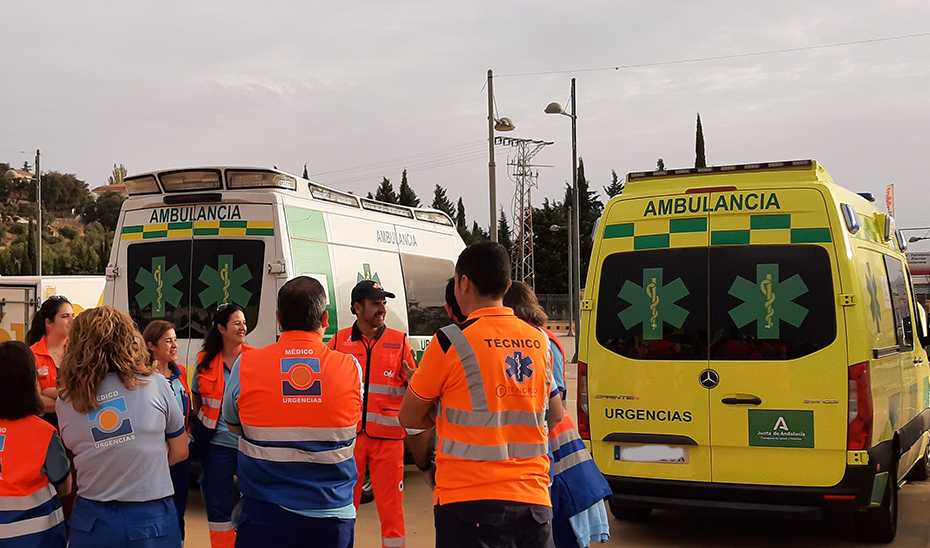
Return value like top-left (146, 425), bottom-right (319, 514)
top-left (400, 241), bottom-right (564, 548)
top-left (223, 276), bottom-right (363, 548)
top-left (328, 280), bottom-right (433, 548)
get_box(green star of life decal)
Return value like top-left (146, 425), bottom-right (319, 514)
top-left (357, 263), bottom-right (381, 284)
top-left (135, 257), bottom-right (183, 318)
top-left (618, 268), bottom-right (689, 340)
top-left (729, 263), bottom-right (808, 339)
top-left (199, 255), bottom-right (253, 308)
top-left (865, 262), bottom-right (883, 333)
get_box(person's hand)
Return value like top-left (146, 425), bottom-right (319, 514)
top-left (403, 359), bottom-right (416, 383)
top-left (421, 462), bottom-right (436, 489)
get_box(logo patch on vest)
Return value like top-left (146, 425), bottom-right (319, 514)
top-left (89, 397), bottom-right (135, 447)
top-left (281, 357), bottom-right (323, 401)
top-left (504, 352), bottom-right (534, 383)
top-left (0, 433), bottom-right (5, 477)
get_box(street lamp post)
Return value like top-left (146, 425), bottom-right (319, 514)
top-left (546, 78), bottom-right (580, 360)
top-left (549, 208), bottom-right (575, 337)
top-left (487, 69), bottom-right (514, 242)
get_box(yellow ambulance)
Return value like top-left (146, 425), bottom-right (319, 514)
top-left (578, 159), bottom-right (930, 542)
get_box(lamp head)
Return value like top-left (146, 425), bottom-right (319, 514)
top-left (3, 169), bottom-right (22, 181)
top-left (909, 236), bottom-right (924, 243)
top-left (549, 224), bottom-right (561, 232)
top-left (494, 117), bottom-right (515, 132)
top-left (545, 102), bottom-right (565, 115)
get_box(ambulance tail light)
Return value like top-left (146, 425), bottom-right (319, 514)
top-left (847, 361), bottom-right (873, 450)
top-left (577, 360), bottom-right (590, 440)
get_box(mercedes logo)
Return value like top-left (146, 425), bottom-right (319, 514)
top-left (699, 369), bottom-right (719, 389)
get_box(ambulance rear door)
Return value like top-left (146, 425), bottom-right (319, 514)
top-left (589, 191), bottom-right (712, 483)
top-left (706, 188), bottom-right (848, 486)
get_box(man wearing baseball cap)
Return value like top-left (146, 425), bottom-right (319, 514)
top-left (327, 280), bottom-right (432, 548)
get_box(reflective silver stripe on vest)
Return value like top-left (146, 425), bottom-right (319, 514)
top-left (202, 397), bottom-right (222, 407)
top-left (0, 507), bottom-right (63, 539)
top-left (196, 408), bottom-right (217, 429)
top-left (439, 324), bottom-right (488, 412)
top-left (383, 536), bottom-right (406, 547)
top-left (0, 483), bottom-right (55, 511)
top-left (443, 408), bottom-right (545, 429)
top-left (208, 520), bottom-right (235, 532)
top-left (365, 412), bottom-right (401, 428)
top-left (441, 438), bottom-right (549, 461)
top-left (551, 446), bottom-right (593, 476)
top-left (550, 428), bottom-right (583, 453)
top-left (367, 384), bottom-right (406, 397)
top-left (238, 437), bottom-right (355, 465)
top-left (241, 424), bottom-right (356, 443)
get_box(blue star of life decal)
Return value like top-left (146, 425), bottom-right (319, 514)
top-left (504, 351), bottom-right (534, 383)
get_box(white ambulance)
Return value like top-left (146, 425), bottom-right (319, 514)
top-left (102, 167), bottom-right (466, 366)
top-left (0, 276), bottom-right (105, 342)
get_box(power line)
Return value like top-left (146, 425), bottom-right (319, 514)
top-left (497, 31), bottom-right (930, 78)
top-left (320, 147), bottom-right (510, 187)
top-left (309, 140), bottom-right (486, 178)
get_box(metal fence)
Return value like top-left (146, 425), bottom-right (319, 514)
top-left (536, 294), bottom-right (571, 321)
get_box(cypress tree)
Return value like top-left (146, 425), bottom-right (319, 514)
top-left (695, 113), bottom-right (706, 168)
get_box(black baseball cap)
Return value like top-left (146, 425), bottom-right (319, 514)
top-left (351, 280), bottom-right (395, 305)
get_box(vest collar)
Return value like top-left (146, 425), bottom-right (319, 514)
top-left (465, 306), bottom-right (515, 320)
top-left (278, 330), bottom-right (324, 344)
top-left (351, 322), bottom-right (385, 343)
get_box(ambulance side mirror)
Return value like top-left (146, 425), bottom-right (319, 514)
top-left (916, 305), bottom-right (930, 348)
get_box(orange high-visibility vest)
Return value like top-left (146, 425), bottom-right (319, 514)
top-left (329, 324), bottom-right (415, 440)
top-left (236, 331), bottom-right (362, 510)
top-left (195, 345), bottom-right (254, 429)
top-left (420, 308), bottom-right (552, 506)
top-left (0, 415), bottom-right (64, 539)
top-left (30, 336), bottom-right (58, 391)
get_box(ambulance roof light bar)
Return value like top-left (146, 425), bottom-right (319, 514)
top-left (307, 182), bottom-right (360, 208)
top-left (414, 209), bottom-right (454, 227)
top-left (123, 174), bottom-right (161, 196)
top-left (360, 198), bottom-right (415, 219)
top-left (159, 169), bottom-right (223, 193)
top-left (629, 159), bottom-right (814, 180)
top-left (227, 169), bottom-right (297, 191)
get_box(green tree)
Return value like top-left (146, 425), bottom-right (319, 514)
top-left (302, 164), bottom-right (309, 179)
top-left (657, 158), bottom-right (666, 171)
top-left (82, 191), bottom-right (126, 232)
top-left (397, 169), bottom-right (420, 207)
top-left (463, 221), bottom-right (488, 246)
top-left (374, 177), bottom-right (398, 204)
top-left (562, 157), bottom-right (604, 284)
top-left (531, 199), bottom-right (568, 294)
top-left (108, 164), bottom-right (128, 186)
top-left (695, 113), bottom-right (706, 168)
top-left (431, 185), bottom-right (456, 218)
top-left (37, 171), bottom-right (92, 215)
top-left (604, 169), bottom-right (624, 198)
top-left (498, 208), bottom-right (513, 258)
top-left (455, 198), bottom-right (467, 239)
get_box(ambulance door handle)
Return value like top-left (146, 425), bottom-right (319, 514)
top-left (914, 358), bottom-right (924, 365)
top-left (721, 396), bottom-right (762, 406)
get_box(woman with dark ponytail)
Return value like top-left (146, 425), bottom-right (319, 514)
top-left (26, 296), bottom-right (75, 422)
top-left (190, 303), bottom-right (254, 548)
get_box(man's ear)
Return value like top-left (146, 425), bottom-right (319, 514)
top-left (322, 310), bottom-right (330, 329)
top-left (276, 310), bottom-right (281, 330)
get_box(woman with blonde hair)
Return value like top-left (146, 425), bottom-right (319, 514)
top-left (143, 320), bottom-right (191, 543)
top-left (55, 306), bottom-right (187, 548)
top-left (503, 282), bottom-right (611, 548)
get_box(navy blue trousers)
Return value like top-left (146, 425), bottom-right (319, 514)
top-left (234, 496), bottom-right (354, 548)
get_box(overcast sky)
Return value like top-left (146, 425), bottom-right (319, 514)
top-left (2, 2), bottom-right (928, 241)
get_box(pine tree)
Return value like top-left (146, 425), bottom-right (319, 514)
top-left (563, 157), bottom-right (604, 283)
top-left (431, 185), bottom-right (456, 218)
top-left (498, 208), bottom-right (513, 257)
top-left (397, 169), bottom-right (420, 207)
top-left (302, 164), bottom-right (309, 179)
top-left (374, 177), bottom-right (398, 204)
top-left (108, 164), bottom-right (127, 186)
top-left (695, 113), bottom-right (706, 168)
top-left (657, 158), bottom-right (666, 171)
top-left (603, 169), bottom-right (624, 198)
top-left (455, 198), bottom-right (466, 231)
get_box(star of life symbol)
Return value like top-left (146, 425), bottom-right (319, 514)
top-left (504, 351), bottom-right (534, 383)
top-left (357, 263), bottom-right (381, 284)
top-left (135, 256), bottom-right (183, 318)
top-left (618, 267), bottom-right (689, 341)
top-left (728, 263), bottom-right (808, 339)
top-left (199, 255), bottom-right (253, 308)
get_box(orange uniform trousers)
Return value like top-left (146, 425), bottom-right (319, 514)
top-left (353, 432), bottom-right (405, 548)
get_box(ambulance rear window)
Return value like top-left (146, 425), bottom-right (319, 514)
top-left (596, 245), bottom-right (836, 360)
top-left (126, 240), bottom-right (264, 338)
top-left (400, 254), bottom-right (455, 336)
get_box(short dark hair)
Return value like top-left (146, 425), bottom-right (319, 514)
top-left (445, 277), bottom-right (466, 323)
top-left (0, 341), bottom-right (43, 420)
top-left (278, 276), bottom-right (327, 332)
top-left (455, 241), bottom-right (511, 299)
